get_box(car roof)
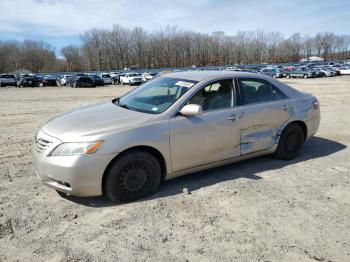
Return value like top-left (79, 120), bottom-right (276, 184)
top-left (164, 70), bottom-right (267, 82)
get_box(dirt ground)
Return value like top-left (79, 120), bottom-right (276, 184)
top-left (0, 76), bottom-right (349, 262)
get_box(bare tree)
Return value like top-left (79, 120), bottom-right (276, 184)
top-left (61, 45), bottom-right (83, 72)
top-left (1, 26), bottom-right (350, 74)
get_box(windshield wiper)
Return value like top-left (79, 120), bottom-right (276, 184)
top-left (119, 103), bottom-right (132, 110)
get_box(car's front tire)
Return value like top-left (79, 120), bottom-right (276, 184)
top-left (104, 151), bottom-right (161, 203)
top-left (275, 123), bottom-right (304, 160)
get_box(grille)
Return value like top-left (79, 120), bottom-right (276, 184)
top-left (34, 138), bottom-right (52, 153)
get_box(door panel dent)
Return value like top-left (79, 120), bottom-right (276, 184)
top-left (241, 128), bottom-right (276, 155)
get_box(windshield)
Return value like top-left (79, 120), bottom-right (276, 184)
top-left (116, 77), bottom-right (198, 114)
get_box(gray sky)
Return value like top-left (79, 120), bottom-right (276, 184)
top-left (0, 0), bottom-right (349, 52)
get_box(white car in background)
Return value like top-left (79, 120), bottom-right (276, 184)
top-left (100, 73), bottom-right (113, 84)
top-left (141, 72), bottom-right (155, 82)
top-left (339, 67), bottom-right (350, 75)
top-left (59, 75), bottom-right (72, 86)
top-left (120, 73), bottom-right (142, 85)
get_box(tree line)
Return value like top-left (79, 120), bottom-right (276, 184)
top-left (0, 40), bottom-right (66, 73)
top-left (62, 26), bottom-right (350, 71)
top-left (1, 25), bottom-right (350, 73)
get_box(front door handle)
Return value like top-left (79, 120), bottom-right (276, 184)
top-left (228, 114), bottom-right (239, 122)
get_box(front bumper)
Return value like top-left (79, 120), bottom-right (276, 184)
top-left (32, 130), bottom-right (117, 196)
top-left (129, 79), bottom-right (142, 84)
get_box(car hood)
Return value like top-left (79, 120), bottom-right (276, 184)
top-left (42, 101), bottom-right (153, 141)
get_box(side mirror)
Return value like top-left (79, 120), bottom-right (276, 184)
top-left (180, 104), bottom-right (203, 116)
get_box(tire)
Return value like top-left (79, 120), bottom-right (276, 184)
top-left (104, 150), bottom-right (161, 203)
top-left (304, 74), bottom-right (308, 79)
top-left (275, 123), bottom-right (304, 160)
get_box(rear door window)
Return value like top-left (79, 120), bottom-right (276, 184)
top-left (237, 78), bottom-right (288, 105)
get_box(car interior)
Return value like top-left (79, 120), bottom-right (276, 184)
top-left (239, 79), bottom-right (287, 104)
top-left (189, 80), bottom-right (234, 111)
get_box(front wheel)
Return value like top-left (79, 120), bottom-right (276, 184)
top-left (104, 151), bottom-right (161, 203)
top-left (275, 123), bottom-right (304, 160)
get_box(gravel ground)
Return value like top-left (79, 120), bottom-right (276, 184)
top-left (0, 76), bottom-right (349, 262)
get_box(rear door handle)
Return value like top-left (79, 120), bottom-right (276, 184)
top-left (228, 114), bottom-right (239, 122)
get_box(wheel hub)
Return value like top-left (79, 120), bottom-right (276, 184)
top-left (120, 163), bottom-right (149, 193)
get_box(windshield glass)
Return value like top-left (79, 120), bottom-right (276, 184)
top-left (116, 77), bottom-right (198, 114)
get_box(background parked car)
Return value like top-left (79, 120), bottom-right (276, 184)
top-left (0, 74), bottom-right (17, 87)
top-left (35, 75), bottom-right (44, 85)
top-left (42, 75), bottom-right (58, 86)
top-left (90, 75), bottom-right (105, 86)
top-left (17, 74), bottom-right (39, 87)
top-left (120, 73), bottom-right (142, 85)
top-left (141, 72), bottom-right (156, 82)
top-left (321, 67), bottom-right (336, 77)
top-left (286, 67), bottom-right (316, 78)
top-left (260, 68), bottom-right (284, 78)
top-left (58, 75), bottom-right (72, 86)
top-left (326, 66), bottom-right (341, 76)
top-left (339, 66), bottom-right (350, 75)
top-left (311, 68), bottom-right (326, 77)
top-left (100, 73), bottom-right (112, 85)
top-left (70, 76), bottom-right (96, 88)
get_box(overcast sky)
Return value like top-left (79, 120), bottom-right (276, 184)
top-left (0, 0), bottom-right (349, 53)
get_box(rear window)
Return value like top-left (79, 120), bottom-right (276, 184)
top-left (1, 74), bottom-right (15, 79)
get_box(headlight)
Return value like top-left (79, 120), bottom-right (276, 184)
top-left (50, 141), bottom-right (104, 156)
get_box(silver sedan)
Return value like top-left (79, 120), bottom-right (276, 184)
top-left (32, 71), bottom-right (320, 202)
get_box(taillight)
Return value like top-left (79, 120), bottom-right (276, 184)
top-left (313, 100), bottom-right (320, 109)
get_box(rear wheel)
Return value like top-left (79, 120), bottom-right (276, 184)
top-left (275, 123), bottom-right (304, 160)
top-left (104, 151), bottom-right (161, 203)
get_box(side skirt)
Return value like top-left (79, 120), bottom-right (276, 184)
top-left (165, 145), bottom-right (278, 180)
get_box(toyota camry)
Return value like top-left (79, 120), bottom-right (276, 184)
top-left (32, 71), bottom-right (320, 203)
